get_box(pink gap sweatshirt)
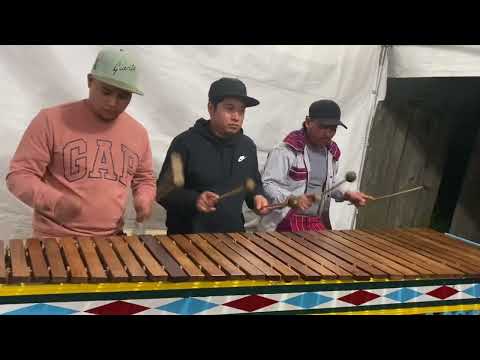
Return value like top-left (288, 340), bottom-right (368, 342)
top-left (6, 100), bottom-right (156, 238)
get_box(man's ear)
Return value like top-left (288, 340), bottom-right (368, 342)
top-left (304, 116), bottom-right (311, 129)
top-left (208, 101), bottom-right (215, 117)
top-left (87, 74), bottom-right (93, 88)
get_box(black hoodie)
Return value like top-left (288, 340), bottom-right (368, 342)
top-left (156, 118), bottom-right (265, 234)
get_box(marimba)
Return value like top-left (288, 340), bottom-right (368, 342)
top-left (0, 228), bottom-right (479, 315)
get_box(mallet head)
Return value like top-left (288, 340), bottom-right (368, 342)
top-left (345, 171), bottom-right (357, 183)
top-left (245, 178), bottom-right (256, 193)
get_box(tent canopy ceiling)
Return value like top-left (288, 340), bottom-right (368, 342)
top-left (389, 45), bottom-right (480, 78)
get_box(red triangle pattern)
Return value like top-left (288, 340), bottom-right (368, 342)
top-left (338, 290), bottom-right (380, 306)
top-left (86, 301), bottom-right (150, 315)
top-left (427, 286), bottom-right (459, 300)
top-left (223, 295), bottom-right (278, 312)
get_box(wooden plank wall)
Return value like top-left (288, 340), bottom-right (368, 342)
top-left (357, 79), bottom-right (451, 229)
top-left (450, 129), bottom-right (480, 242)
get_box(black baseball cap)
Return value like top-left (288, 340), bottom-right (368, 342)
top-left (208, 77), bottom-right (260, 107)
top-left (308, 99), bottom-right (347, 129)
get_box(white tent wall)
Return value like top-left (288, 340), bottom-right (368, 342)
top-left (389, 45), bottom-right (480, 78)
top-left (0, 45), bottom-right (385, 239)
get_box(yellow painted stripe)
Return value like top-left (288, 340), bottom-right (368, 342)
top-left (0, 277), bottom-right (394, 297)
top-left (319, 303), bottom-right (480, 315)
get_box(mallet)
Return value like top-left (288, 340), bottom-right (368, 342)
top-left (348, 185), bottom-right (425, 206)
top-left (155, 152), bottom-right (185, 200)
top-left (217, 178), bottom-right (256, 201)
top-left (312, 171), bottom-right (357, 202)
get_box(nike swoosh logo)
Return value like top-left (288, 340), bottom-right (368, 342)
top-left (238, 155), bottom-right (247, 162)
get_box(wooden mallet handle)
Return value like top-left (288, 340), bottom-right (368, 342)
top-left (262, 196), bottom-right (297, 210)
top-left (313, 171), bottom-right (357, 201)
top-left (217, 178), bottom-right (256, 201)
top-left (347, 185), bottom-right (425, 206)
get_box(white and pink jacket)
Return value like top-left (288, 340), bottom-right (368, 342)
top-left (259, 129), bottom-right (345, 231)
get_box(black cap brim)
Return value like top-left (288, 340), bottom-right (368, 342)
top-left (213, 95), bottom-right (259, 107)
top-left (242, 96), bottom-right (260, 107)
top-left (311, 118), bottom-right (348, 129)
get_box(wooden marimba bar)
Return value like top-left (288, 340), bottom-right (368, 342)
top-left (1, 228), bottom-right (480, 284)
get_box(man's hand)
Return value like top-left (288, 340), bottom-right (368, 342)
top-left (54, 194), bottom-right (82, 223)
top-left (254, 195), bottom-right (270, 215)
top-left (196, 191), bottom-right (219, 213)
top-left (134, 197), bottom-right (153, 223)
top-left (345, 191), bottom-right (374, 207)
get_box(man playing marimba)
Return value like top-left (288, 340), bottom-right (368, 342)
top-left (6, 48), bottom-right (156, 238)
top-left (260, 99), bottom-right (372, 232)
top-left (157, 77), bottom-right (270, 235)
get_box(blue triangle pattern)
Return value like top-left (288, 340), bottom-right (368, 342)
top-left (464, 284), bottom-right (480, 298)
top-left (283, 293), bottom-right (332, 309)
top-left (426, 310), bottom-right (480, 315)
top-left (385, 288), bottom-right (422, 303)
top-left (3, 303), bottom-right (77, 315)
top-left (157, 298), bottom-right (218, 315)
